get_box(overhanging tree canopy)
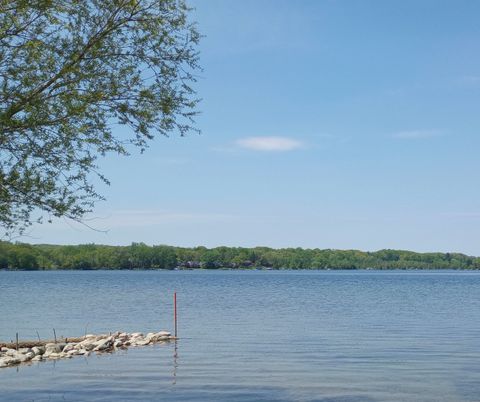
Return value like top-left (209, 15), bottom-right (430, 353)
top-left (0, 0), bottom-right (200, 236)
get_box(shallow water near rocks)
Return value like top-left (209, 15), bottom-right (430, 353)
top-left (1, 270), bottom-right (480, 401)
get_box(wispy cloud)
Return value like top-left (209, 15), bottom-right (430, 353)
top-left (236, 136), bottom-right (304, 151)
top-left (391, 130), bottom-right (442, 140)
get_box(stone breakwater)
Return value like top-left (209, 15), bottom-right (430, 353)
top-left (0, 330), bottom-right (174, 369)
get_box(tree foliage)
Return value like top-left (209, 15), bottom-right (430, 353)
top-left (0, 0), bottom-right (200, 236)
top-left (1, 242), bottom-right (479, 270)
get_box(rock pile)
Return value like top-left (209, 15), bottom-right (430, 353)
top-left (0, 331), bottom-right (173, 369)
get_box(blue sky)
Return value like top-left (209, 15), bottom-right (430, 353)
top-left (30, 0), bottom-right (480, 254)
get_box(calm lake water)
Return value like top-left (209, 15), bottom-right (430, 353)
top-left (1, 270), bottom-right (480, 402)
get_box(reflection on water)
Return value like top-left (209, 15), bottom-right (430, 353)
top-left (172, 340), bottom-right (178, 385)
top-left (0, 270), bottom-right (480, 401)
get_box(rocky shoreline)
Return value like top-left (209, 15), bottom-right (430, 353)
top-left (0, 330), bottom-right (174, 369)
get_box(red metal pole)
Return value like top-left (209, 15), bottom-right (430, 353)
top-left (174, 292), bottom-right (177, 338)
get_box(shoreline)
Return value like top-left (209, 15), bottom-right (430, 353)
top-left (1, 267), bottom-right (480, 272)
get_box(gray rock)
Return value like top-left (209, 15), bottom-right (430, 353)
top-left (144, 331), bottom-right (171, 343)
top-left (62, 343), bottom-right (76, 353)
top-left (32, 346), bottom-right (45, 356)
top-left (134, 339), bottom-right (150, 346)
top-left (3, 356), bottom-right (20, 365)
top-left (5, 348), bottom-right (18, 357)
top-left (45, 344), bottom-right (63, 354)
top-left (11, 353), bottom-right (29, 363)
top-left (24, 352), bottom-right (35, 360)
top-left (75, 340), bottom-right (95, 351)
top-left (93, 337), bottom-right (113, 351)
top-left (0, 358), bottom-right (10, 368)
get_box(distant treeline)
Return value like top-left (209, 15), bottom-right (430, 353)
top-left (0, 242), bottom-right (479, 270)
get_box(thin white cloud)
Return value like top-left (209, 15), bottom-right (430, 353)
top-left (391, 130), bottom-right (442, 140)
top-left (236, 136), bottom-right (303, 151)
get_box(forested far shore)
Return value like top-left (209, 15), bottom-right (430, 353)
top-left (0, 242), bottom-right (479, 270)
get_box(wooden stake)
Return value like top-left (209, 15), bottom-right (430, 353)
top-left (16, 333), bottom-right (19, 350)
top-left (53, 328), bottom-right (57, 344)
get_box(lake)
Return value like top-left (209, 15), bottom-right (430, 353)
top-left (1, 270), bottom-right (480, 401)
